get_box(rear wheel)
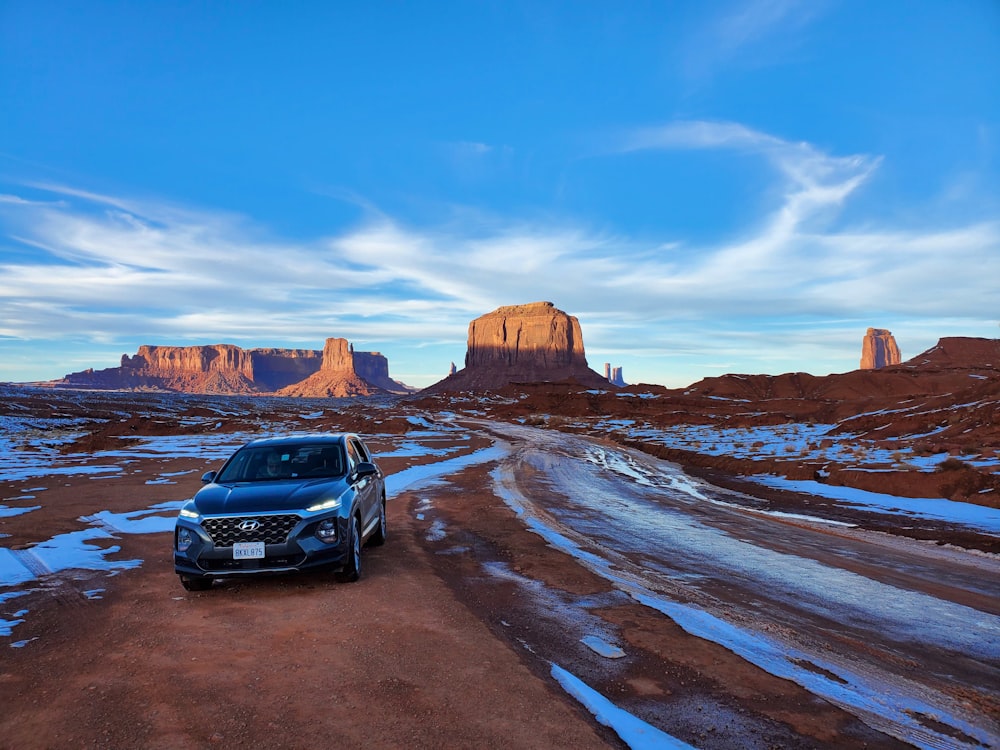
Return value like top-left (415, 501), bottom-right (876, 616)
top-left (179, 575), bottom-right (213, 592)
top-left (368, 498), bottom-right (387, 547)
top-left (335, 515), bottom-right (361, 583)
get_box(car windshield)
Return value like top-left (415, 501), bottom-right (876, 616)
top-left (216, 443), bottom-right (346, 483)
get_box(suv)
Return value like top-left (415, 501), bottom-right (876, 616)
top-left (174, 433), bottom-right (386, 591)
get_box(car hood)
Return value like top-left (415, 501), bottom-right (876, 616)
top-left (192, 478), bottom-right (350, 515)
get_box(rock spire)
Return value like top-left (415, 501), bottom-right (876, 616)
top-left (860, 328), bottom-right (901, 370)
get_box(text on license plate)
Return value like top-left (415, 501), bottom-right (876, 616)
top-left (233, 541), bottom-right (265, 559)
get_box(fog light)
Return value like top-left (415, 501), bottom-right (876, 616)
top-left (176, 527), bottom-right (194, 552)
top-left (316, 519), bottom-right (337, 544)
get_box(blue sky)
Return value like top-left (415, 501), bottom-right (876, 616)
top-left (1, 1), bottom-right (998, 389)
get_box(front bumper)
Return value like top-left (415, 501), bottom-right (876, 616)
top-left (174, 513), bottom-right (352, 578)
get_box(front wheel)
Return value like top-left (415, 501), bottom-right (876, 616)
top-left (335, 516), bottom-right (361, 583)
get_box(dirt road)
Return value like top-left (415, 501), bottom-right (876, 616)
top-left (2, 395), bottom-right (998, 748)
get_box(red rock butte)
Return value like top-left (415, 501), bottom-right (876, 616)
top-left (860, 328), bottom-right (901, 370)
top-left (428, 301), bottom-right (609, 391)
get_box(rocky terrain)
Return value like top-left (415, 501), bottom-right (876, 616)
top-left (17, 298), bottom-right (1000, 509)
top-left (0, 379), bottom-right (997, 748)
top-left (412, 335), bottom-right (1000, 513)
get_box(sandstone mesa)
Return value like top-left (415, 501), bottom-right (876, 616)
top-left (57, 338), bottom-right (410, 397)
top-left (426, 301), bottom-right (610, 392)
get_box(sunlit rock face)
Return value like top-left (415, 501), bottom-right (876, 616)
top-left (860, 328), bottom-right (902, 370)
top-left (278, 338), bottom-right (408, 397)
top-left (59, 338), bottom-right (409, 395)
top-left (429, 301), bottom-right (608, 391)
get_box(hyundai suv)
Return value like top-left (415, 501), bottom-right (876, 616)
top-left (174, 433), bottom-right (386, 591)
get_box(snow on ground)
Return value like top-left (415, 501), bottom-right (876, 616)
top-left (486, 427), bottom-right (999, 750)
top-left (594, 419), bottom-right (1000, 472)
top-left (552, 664), bottom-right (696, 750)
top-left (0, 423), bottom-right (504, 644)
top-left (750, 476), bottom-right (1000, 533)
top-left (3, 401), bottom-right (998, 747)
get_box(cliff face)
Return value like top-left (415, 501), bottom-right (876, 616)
top-left (428, 301), bottom-right (608, 391)
top-left (860, 328), bottom-right (901, 370)
top-left (465, 301), bottom-right (590, 371)
top-left (249, 349), bottom-right (324, 392)
top-left (60, 338), bottom-right (408, 396)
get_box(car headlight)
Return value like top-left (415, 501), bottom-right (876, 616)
top-left (176, 527), bottom-right (195, 552)
top-left (307, 497), bottom-right (341, 512)
top-left (179, 508), bottom-right (200, 519)
top-left (315, 519), bottom-right (337, 544)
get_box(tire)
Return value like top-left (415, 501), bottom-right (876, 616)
top-left (368, 498), bottom-right (387, 547)
top-left (335, 515), bottom-right (361, 583)
top-left (180, 575), bottom-right (213, 592)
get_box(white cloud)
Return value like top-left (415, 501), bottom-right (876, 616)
top-left (1, 120), bottom-right (997, 387)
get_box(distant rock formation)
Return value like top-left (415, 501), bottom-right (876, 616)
top-left (604, 363), bottom-right (627, 387)
top-left (901, 337), bottom-right (1000, 370)
top-left (687, 336), bottom-right (997, 402)
top-left (427, 301), bottom-right (608, 391)
top-left (58, 338), bottom-right (410, 396)
top-left (278, 338), bottom-right (406, 397)
top-left (860, 328), bottom-right (901, 370)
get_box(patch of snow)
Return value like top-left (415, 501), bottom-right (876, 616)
top-left (581, 635), bottom-right (626, 659)
top-left (551, 664), bottom-right (696, 749)
top-left (750, 476), bottom-right (1000, 533)
top-left (82, 501), bottom-right (183, 534)
top-left (425, 520), bottom-right (447, 542)
top-left (0, 505), bottom-right (41, 518)
top-left (385, 445), bottom-right (506, 496)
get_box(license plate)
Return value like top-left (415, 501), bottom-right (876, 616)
top-left (233, 541), bottom-right (265, 559)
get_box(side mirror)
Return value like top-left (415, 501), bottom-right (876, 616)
top-left (354, 462), bottom-right (378, 479)
top-left (201, 471), bottom-right (217, 484)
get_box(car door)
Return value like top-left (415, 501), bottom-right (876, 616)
top-left (347, 438), bottom-right (377, 532)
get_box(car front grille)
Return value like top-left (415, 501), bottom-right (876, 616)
top-left (202, 514), bottom-right (301, 546)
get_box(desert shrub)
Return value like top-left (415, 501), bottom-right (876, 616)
top-left (936, 457), bottom-right (970, 472)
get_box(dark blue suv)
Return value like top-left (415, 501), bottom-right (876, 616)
top-left (174, 433), bottom-right (386, 591)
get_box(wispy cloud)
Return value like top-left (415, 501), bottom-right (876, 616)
top-left (1, 121), bottom-right (997, 385)
top-left (681, 0), bottom-right (829, 84)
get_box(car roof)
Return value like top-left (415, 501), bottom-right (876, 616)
top-left (242, 433), bottom-right (357, 449)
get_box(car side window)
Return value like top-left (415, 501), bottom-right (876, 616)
top-left (351, 438), bottom-right (370, 463)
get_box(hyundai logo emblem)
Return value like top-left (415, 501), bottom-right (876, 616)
top-left (238, 519), bottom-right (261, 532)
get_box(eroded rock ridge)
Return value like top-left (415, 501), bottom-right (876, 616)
top-left (60, 339), bottom-right (408, 396)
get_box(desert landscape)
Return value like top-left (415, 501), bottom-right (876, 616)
top-left (1, 302), bottom-right (998, 749)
